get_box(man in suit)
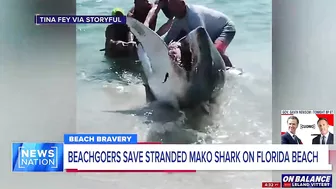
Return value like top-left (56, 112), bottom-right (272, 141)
top-left (281, 116), bottom-right (303, 144)
top-left (312, 118), bottom-right (334, 144)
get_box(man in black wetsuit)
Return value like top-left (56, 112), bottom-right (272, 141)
top-left (104, 8), bottom-right (137, 59)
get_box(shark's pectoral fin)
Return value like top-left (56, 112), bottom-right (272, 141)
top-left (126, 17), bottom-right (172, 78)
top-left (127, 17), bottom-right (178, 106)
top-left (143, 84), bottom-right (157, 103)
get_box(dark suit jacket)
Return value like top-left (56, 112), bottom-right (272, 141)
top-left (281, 132), bottom-right (302, 144)
top-left (312, 133), bottom-right (334, 144)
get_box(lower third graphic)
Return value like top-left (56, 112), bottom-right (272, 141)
top-left (12, 143), bottom-right (64, 172)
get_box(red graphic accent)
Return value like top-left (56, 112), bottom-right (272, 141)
top-left (329, 150), bottom-right (336, 168)
top-left (316, 114), bottom-right (334, 126)
top-left (261, 182), bottom-right (281, 188)
top-left (65, 169), bottom-right (196, 173)
top-left (283, 182), bottom-right (291, 188)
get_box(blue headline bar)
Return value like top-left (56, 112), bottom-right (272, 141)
top-left (63, 134), bottom-right (137, 144)
top-left (35, 15), bottom-right (126, 24)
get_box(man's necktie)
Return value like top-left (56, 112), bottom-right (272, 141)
top-left (293, 135), bottom-right (299, 144)
top-left (322, 136), bottom-right (326, 144)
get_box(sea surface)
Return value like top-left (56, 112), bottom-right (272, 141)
top-left (76, 0), bottom-right (272, 188)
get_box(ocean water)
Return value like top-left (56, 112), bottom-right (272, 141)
top-left (76, 0), bottom-right (272, 188)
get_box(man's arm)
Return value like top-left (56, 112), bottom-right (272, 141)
top-left (126, 31), bottom-right (137, 49)
top-left (163, 19), bottom-right (181, 44)
top-left (330, 133), bottom-right (334, 144)
top-left (156, 18), bottom-right (173, 36)
top-left (281, 135), bottom-right (287, 144)
top-left (105, 26), bottom-right (116, 46)
top-left (105, 26), bottom-right (128, 50)
top-left (144, 1), bottom-right (162, 30)
top-left (128, 31), bottom-right (134, 42)
top-left (105, 26), bottom-right (119, 45)
top-left (127, 7), bottom-right (135, 17)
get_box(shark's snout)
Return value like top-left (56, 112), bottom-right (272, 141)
top-left (194, 27), bottom-right (207, 37)
top-left (195, 27), bottom-right (211, 52)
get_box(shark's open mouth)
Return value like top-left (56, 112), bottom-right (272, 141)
top-left (168, 41), bottom-right (195, 72)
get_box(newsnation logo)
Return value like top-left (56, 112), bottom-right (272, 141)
top-left (12, 143), bottom-right (63, 172)
top-left (282, 174), bottom-right (332, 188)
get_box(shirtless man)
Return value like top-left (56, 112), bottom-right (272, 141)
top-left (128, 0), bottom-right (173, 35)
top-left (164, 0), bottom-right (236, 67)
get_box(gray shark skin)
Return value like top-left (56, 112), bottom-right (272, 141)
top-left (126, 17), bottom-right (226, 110)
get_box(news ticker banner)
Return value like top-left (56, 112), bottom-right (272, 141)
top-left (34, 15), bottom-right (126, 24)
top-left (261, 174), bottom-right (332, 188)
top-left (11, 134), bottom-right (335, 173)
top-left (281, 110), bottom-right (334, 144)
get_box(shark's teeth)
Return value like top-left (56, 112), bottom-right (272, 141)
top-left (168, 40), bottom-right (195, 69)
